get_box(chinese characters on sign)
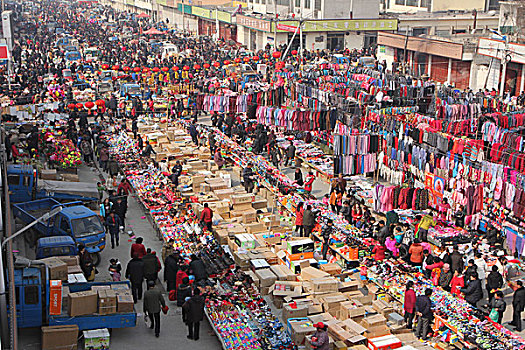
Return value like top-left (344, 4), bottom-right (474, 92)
top-left (237, 15), bottom-right (271, 32)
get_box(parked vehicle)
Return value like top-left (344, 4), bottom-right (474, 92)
top-left (13, 198), bottom-right (106, 264)
top-left (13, 262), bottom-right (136, 330)
top-left (35, 236), bottom-right (77, 260)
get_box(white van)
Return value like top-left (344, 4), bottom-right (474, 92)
top-left (162, 44), bottom-right (179, 59)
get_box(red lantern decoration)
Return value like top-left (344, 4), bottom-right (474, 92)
top-left (223, 60), bottom-right (230, 65)
top-left (172, 66), bottom-right (179, 71)
top-left (95, 99), bottom-right (105, 107)
top-left (133, 67), bottom-right (141, 73)
top-left (263, 53), bottom-right (269, 59)
top-left (112, 65), bottom-right (120, 70)
top-left (252, 56), bottom-right (259, 61)
top-left (213, 61), bottom-right (220, 68)
top-left (101, 64), bottom-right (109, 70)
top-left (243, 57), bottom-right (250, 63)
top-left (162, 67), bottom-right (169, 72)
top-left (67, 103), bottom-right (76, 110)
top-left (203, 63), bottom-right (210, 69)
top-left (291, 50), bottom-right (298, 56)
top-left (194, 64), bottom-right (201, 70)
top-left (234, 58), bottom-right (241, 63)
top-left (143, 67), bottom-right (150, 73)
top-left (183, 66), bottom-right (190, 71)
top-left (153, 67), bottom-right (160, 73)
top-left (272, 51), bottom-right (282, 59)
top-left (85, 101), bottom-right (95, 109)
top-left (123, 66), bottom-right (130, 72)
top-left (76, 103), bottom-right (83, 109)
top-left (276, 61), bottom-right (285, 70)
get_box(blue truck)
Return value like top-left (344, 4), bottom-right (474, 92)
top-left (13, 198), bottom-right (106, 265)
top-left (14, 262), bottom-right (136, 330)
top-left (35, 236), bottom-right (77, 260)
top-left (7, 164), bottom-right (99, 205)
top-left (119, 83), bottom-right (141, 98)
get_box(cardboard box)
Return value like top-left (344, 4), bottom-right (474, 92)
top-left (68, 290), bottom-right (97, 316)
top-left (286, 239), bottom-right (315, 261)
top-left (234, 233), bottom-right (257, 249)
top-left (367, 335), bottom-right (402, 350)
top-left (83, 328), bottom-right (110, 350)
top-left (340, 300), bottom-right (365, 320)
top-left (245, 222), bottom-right (266, 234)
top-left (320, 263), bottom-right (342, 276)
top-left (250, 259), bottom-right (271, 270)
top-left (301, 267), bottom-right (330, 281)
top-left (342, 318), bottom-right (367, 335)
top-left (42, 325), bottom-right (78, 350)
top-left (241, 208), bottom-right (258, 224)
top-left (245, 270), bottom-right (260, 288)
top-left (62, 286), bottom-right (70, 313)
top-left (361, 314), bottom-right (387, 329)
top-left (270, 265), bottom-right (296, 282)
top-left (61, 174), bottom-right (79, 182)
top-left (49, 280), bottom-right (62, 315)
top-left (57, 256), bottom-right (80, 266)
top-left (255, 269), bottom-right (277, 288)
top-left (283, 303), bottom-right (309, 323)
top-left (364, 325), bottom-right (391, 338)
top-left (272, 281), bottom-right (303, 297)
top-left (98, 289), bottom-right (117, 315)
top-left (231, 194), bottom-right (254, 205)
top-left (117, 294), bottom-right (134, 313)
top-left (312, 278), bottom-right (339, 294)
top-left (372, 299), bottom-right (394, 316)
top-left (67, 265), bottom-right (83, 275)
top-left (40, 257), bottom-right (68, 281)
top-left (289, 319), bottom-right (316, 346)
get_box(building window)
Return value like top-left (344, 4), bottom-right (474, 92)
top-left (296, 0), bottom-right (300, 7)
top-left (314, 0), bottom-right (321, 10)
top-left (406, 0), bottom-right (418, 6)
top-left (305, 0), bottom-right (310, 8)
top-left (420, 0), bottom-right (430, 8)
top-left (395, 0), bottom-right (405, 5)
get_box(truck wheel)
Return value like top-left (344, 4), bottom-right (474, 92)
top-left (91, 252), bottom-right (101, 266)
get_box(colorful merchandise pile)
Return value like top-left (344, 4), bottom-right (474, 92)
top-left (367, 260), bottom-right (525, 350)
top-left (45, 137), bottom-right (82, 168)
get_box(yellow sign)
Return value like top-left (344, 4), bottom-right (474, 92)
top-left (272, 19), bottom-right (398, 32)
top-left (191, 6), bottom-right (232, 23)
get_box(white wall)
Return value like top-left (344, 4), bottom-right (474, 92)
top-left (344, 32), bottom-right (364, 50)
top-left (377, 45), bottom-right (395, 72)
top-left (305, 33), bottom-right (326, 50)
top-left (350, 0), bottom-right (379, 19)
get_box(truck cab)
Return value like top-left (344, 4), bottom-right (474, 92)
top-left (120, 83), bottom-right (141, 98)
top-left (13, 199), bottom-right (106, 263)
top-left (36, 236), bottom-right (77, 260)
top-left (14, 265), bottom-right (47, 328)
top-left (7, 164), bottom-right (99, 205)
top-left (84, 47), bottom-right (100, 62)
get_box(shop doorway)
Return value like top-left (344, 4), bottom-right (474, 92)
top-left (327, 33), bottom-right (344, 51)
top-left (250, 30), bottom-right (257, 51)
top-left (505, 62), bottom-right (521, 96)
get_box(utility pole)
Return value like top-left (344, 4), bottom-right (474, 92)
top-left (182, 0), bottom-right (185, 33)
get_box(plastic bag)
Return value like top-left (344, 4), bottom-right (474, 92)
top-left (144, 313), bottom-right (151, 328)
top-left (489, 308), bottom-right (499, 322)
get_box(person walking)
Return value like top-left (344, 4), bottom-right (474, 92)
top-left (416, 212), bottom-right (436, 242)
top-left (304, 171), bottom-right (315, 195)
top-left (408, 239), bottom-right (424, 267)
top-left (486, 265), bottom-right (504, 302)
top-left (164, 251), bottom-right (180, 292)
top-left (295, 202), bottom-right (304, 237)
top-left (242, 163), bottom-right (255, 193)
top-left (78, 244), bottom-right (94, 281)
top-left (303, 205), bottom-right (315, 237)
top-left (510, 280), bottom-right (525, 331)
top-left (183, 288), bottom-right (205, 341)
top-left (404, 281), bottom-right (416, 329)
top-left (460, 272), bottom-right (483, 307)
top-left (200, 203), bottom-right (213, 232)
top-left (125, 252), bottom-right (145, 303)
top-left (131, 237), bottom-right (147, 259)
top-left (486, 291), bottom-right (506, 324)
top-left (143, 248), bottom-right (161, 285)
top-left (284, 142), bottom-right (295, 167)
top-left (143, 280), bottom-right (166, 338)
top-left (106, 211), bottom-right (122, 249)
top-left (189, 254), bottom-right (208, 285)
top-left (415, 288), bottom-right (433, 340)
top-left (321, 219), bottom-right (334, 260)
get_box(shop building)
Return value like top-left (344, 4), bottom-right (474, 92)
top-left (382, 0), bottom-right (500, 13)
top-left (192, 6), bottom-right (237, 41)
top-left (237, 15), bottom-right (398, 51)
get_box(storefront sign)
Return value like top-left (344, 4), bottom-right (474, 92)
top-left (134, 0), bottom-right (152, 10)
top-left (237, 15), bottom-right (271, 32)
top-left (478, 37), bottom-right (525, 65)
top-left (156, 0), bottom-right (167, 6)
top-left (277, 23), bottom-right (299, 33)
top-left (192, 6), bottom-right (232, 23)
top-left (378, 32), bottom-right (463, 60)
top-left (177, 3), bottom-right (192, 13)
top-left (273, 19), bottom-right (397, 33)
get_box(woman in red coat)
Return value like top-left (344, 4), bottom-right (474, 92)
top-left (175, 266), bottom-right (189, 297)
top-left (404, 281), bottom-right (416, 329)
top-left (372, 243), bottom-right (387, 261)
top-left (295, 202), bottom-right (304, 237)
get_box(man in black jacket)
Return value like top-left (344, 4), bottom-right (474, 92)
top-left (460, 272), bottom-right (483, 307)
top-left (463, 259), bottom-right (477, 282)
top-left (415, 288), bottom-right (433, 340)
top-left (125, 252), bottom-right (145, 303)
top-left (510, 280), bottom-right (525, 331)
top-left (143, 249), bottom-right (161, 285)
top-left (321, 220), bottom-right (334, 260)
top-left (106, 211), bottom-right (122, 249)
top-left (242, 163), bottom-right (255, 193)
top-left (190, 254), bottom-right (207, 285)
top-left (183, 288), bottom-right (205, 340)
top-left (449, 246), bottom-right (464, 274)
top-left (164, 251), bottom-right (180, 292)
top-left (303, 205), bottom-right (315, 238)
top-left (486, 265), bottom-right (504, 302)
top-left (284, 143), bottom-right (295, 167)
